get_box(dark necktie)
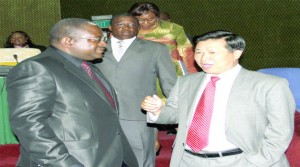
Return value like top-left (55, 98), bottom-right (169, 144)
top-left (186, 76), bottom-right (220, 152)
top-left (81, 61), bottom-right (115, 109)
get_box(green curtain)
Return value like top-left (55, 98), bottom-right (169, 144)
top-left (0, 77), bottom-right (18, 144)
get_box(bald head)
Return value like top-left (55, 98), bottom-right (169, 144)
top-left (50, 18), bottom-right (97, 45)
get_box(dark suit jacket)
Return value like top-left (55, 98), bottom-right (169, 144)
top-left (96, 38), bottom-right (177, 166)
top-left (96, 38), bottom-right (177, 121)
top-left (6, 47), bottom-right (137, 167)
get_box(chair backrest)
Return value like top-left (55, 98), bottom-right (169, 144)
top-left (258, 68), bottom-right (300, 112)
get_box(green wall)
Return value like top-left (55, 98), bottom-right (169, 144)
top-left (60, 0), bottom-right (300, 70)
top-left (1, 0), bottom-right (299, 70)
top-left (0, 0), bottom-right (61, 47)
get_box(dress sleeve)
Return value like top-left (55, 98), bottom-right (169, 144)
top-left (175, 27), bottom-right (198, 73)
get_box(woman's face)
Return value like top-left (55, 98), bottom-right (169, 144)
top-left (135, 11), bottom-right (158, 30)
top-left (10, 32), bottom-right (27, 46)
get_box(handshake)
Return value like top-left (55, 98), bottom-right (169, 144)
top-left (141, 95), bottom-right (164, 115)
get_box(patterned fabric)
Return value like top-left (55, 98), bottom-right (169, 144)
top-left (81, 61), bottom-right (115, 109)
top-left (137, 20), bottom-right (197, 74)
top-left (186, 76), bottom-right (220, 152)
top-left (138, 20), bottom-right (197, 100)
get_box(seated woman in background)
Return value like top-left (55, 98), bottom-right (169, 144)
top-left (4, 31), bottom-right (46, 52)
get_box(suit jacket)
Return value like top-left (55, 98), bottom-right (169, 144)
top-left (96, 38), bottom-right (177, 121)
top-left (155, 68), bottom-right (295, 167)
top-left (6, 47), bottom-right (137, 167)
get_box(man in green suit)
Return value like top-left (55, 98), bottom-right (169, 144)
top-left (96, 14), bottom-right (177, 167)
top-left (141, 30), bottom-right (295, 167)
top-left (7, 18), bottom-right (137, 167)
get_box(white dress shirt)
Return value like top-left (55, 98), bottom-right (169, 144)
top-left (111, 36), bottom-right (136, 62)
top-left (197, 64), bottom-right (241, 152)
top-left (148, 64), bottom-right (242, 152)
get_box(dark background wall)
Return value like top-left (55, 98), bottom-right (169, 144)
top-left (0, 0), bottom-right (61, 48)
top-left (1, 0), bottom-right (299, 70)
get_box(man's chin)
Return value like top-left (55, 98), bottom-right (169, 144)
top-left (96, 54), bottom-right (104, 59)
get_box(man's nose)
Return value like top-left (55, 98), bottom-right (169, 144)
top-left (201, 53), bottom-right (210, 61)
top-left (99, 40), bottom-right (107, 47)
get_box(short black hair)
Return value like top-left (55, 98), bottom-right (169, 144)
top-left (49, 18), bottom-right (96, 44)
top-left (110, 13), bottom-right (139, 26)
top-left (4, 31), bottom-right (34, 47)
top-left (128, 2), bottom-right (160, 17)
top-left (194, 30), bottom-right (246, 52)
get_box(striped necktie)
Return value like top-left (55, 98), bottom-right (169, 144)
top-left (81, 61), bottom-right (115, 109)
top-left (186, 76), bottom-right (220, 152)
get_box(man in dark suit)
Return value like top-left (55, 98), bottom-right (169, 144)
top-left (96, 14), bottom-right (177, 167)
top-left (7, 18), bottom-right (137, 167)
top-left (141, 30), bottom-right (295, 167)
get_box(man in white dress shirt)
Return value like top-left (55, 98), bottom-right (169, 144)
top-left (95, 13), bottom-right (177, 167)
top-left (141, 30), bottom-right (295, 167)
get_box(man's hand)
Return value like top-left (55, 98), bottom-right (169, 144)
top-left (141, 95), bottom-right (163, 115)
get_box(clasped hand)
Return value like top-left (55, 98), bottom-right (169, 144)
top-left (141, 95), bottom-right (163, 115)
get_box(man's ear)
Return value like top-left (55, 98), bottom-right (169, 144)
top-left (233, 50), bottom-right (243, 60)
top-left (61, 37), bottom-right (74, 48)
top-left (108, 25), bottom-right (112, 31)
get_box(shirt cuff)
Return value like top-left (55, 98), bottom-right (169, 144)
top-left (147, 112), bottom-right (159, 123)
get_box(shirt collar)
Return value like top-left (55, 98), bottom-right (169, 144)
top-left (50, 45), bottom-right (83, 68)
top-left (110, 36), bottom-right (136, 44)
top-left (206, 64), bottom-right (242, 80)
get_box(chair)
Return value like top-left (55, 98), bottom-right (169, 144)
top-left (258, 68), bottom-right (300, 167)
top-left (257, 68), bottom-right (300, 112)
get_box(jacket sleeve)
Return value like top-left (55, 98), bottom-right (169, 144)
top-left (156, 78), bottom-right (181, 124)
top-left (244, 79), bottom-right (295, 166)
top-left (156, 44), bottom-right (177, 98)
top-left (175, 27), bottom-right (198, 73)
top-left (7, 61), bottom-right (83, 167)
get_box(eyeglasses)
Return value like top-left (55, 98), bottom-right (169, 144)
top-left (137, 17), bottom-right (157, 23)
top-left (73, 36), bottom-right (108, 43)
top-left (115, 23), bottom-right (138, 28)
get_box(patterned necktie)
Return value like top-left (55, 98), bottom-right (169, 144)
top-left (81, 61), bottom-right (115, 109)
top-left (186, 76), bottom-right (220, 152)
top-left (114, 40), bottom-right (123, 61)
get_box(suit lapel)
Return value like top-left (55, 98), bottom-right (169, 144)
top-left (186, 73), bottom-right (206, 124)
top-left (226, 68), bottom-right (251, 121)
top-left (105, 40), bottom-right (117, 62)
top-left (91, 63), bottom-right (118, 109)
top-left (118, 38), bottom-right (143, 62)
top-left (50, 50), bottom-right (113, 107)
top-left (107, 38), bottom-right (143, 62)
